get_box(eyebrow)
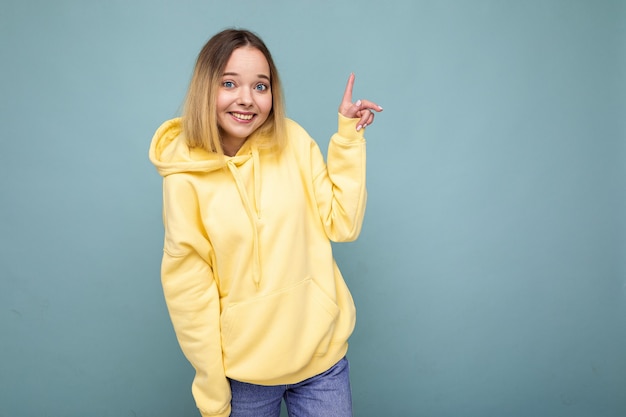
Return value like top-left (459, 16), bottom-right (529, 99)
top-left (223, 72), bottom-right (270, 81)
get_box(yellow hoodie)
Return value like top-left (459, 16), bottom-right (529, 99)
top-left (149, 114), bottom-right (366, 417)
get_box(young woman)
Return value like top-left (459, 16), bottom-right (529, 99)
top-left (149, 29), bottom-right (382, 417)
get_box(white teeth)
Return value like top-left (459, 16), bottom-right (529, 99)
top-left (232, 113), bottom-right (253, 120)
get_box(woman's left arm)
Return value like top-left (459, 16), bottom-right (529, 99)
top-left (312, 73), bottom-right (382, 242)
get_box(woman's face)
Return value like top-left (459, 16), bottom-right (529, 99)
top-left (216, 46), bottom-right (273, 149)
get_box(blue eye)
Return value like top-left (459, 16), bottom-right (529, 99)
top-left (255, 83), bottom-right (269, 91)
top-left (223, 81), bottom-right (235, 88)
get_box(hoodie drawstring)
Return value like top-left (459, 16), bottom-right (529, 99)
top-left (227, 151), bottom-right (262, 288)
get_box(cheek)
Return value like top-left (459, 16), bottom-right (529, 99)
top-left (216, 93), bottom-right (229, 112)
top-left (259, 95), bottom-right (273, 116)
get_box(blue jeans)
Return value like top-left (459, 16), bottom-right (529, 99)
top-left (229, 357), bottom-right (353, 417)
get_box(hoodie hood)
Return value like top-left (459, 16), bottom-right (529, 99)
top-left (149, 117), bottom-right (256, 177)
top-left (150, 117), bottom-right (264, 287)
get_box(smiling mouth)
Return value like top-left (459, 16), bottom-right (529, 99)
top-left (231, 112), bottom-right (254, 121)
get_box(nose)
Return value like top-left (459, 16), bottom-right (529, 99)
top-left (237, 87), bottom-right (253, 106)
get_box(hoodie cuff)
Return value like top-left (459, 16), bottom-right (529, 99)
top-left (337, 113), bottom-right (366, 143)
top-left (200, 406), bottom-right (230, 417)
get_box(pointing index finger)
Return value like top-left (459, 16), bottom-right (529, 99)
top-left (341, 73), bottom-right (355, 105)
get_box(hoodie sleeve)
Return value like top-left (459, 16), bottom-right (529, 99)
top-left (161, 174), bottom-right (231, 417)
top-left (311, 113), bottom-right (367, 242)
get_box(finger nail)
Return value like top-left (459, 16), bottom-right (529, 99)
top-left (356, 124), bottom-right (362, 131)
top-left (355, 100), bottom-right (362, 107)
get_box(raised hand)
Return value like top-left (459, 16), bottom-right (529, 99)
top-left (338, 73), bottom-right (383, 131)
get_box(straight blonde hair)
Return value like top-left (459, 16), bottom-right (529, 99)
top-left (182, 29), bottom-right (287, 154)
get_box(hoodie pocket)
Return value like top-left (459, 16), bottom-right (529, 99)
top-left (221, 278), bottom-right (339, 381)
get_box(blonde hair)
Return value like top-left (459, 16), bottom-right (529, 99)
top-left (182, 29), bottom-right (287, 154)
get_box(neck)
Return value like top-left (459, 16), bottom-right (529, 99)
top-left (222, 139), bottom-right (247, 157)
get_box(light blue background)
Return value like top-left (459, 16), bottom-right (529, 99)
top-left (1, 1), bottom-right (625, 416)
